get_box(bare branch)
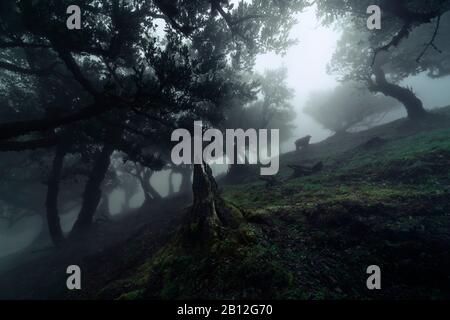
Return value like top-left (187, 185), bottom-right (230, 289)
top-left (0, 137), bottom-right (57, 152)
top-left (0, 101), bottom-right (112, 141)
top-left (416, 15), bottom-right (442, 62)
top-left (371, 22), bottom-right (412, 66)
top-left (53, 47), bottom-right (101, 98)
top-left (0, 60), bottom-right (58, 76)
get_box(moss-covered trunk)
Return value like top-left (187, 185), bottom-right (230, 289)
top-left (372, 62), bottom-right (427, 120)
top-left (184, 163), bottom-right (243, 243)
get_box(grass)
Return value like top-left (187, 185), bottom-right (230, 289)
top-left (97, 225), bottom-right (294, 300)
top-left (85, 113), bottom-right (450, 300)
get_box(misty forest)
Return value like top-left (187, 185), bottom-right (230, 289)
top-left (1, 0), bottom-right (450, 300)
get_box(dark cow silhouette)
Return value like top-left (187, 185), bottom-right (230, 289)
top-left (295, 135), bottom-right (312, 151)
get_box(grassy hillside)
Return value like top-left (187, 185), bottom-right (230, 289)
top-left (78, 108), bottom-right (450, 300)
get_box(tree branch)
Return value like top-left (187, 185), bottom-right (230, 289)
top-left (0, 40), bottom-right (50, 49)
top-left (53, 47), bottom-right (101, 98)
top-left (371, 22), bottom-right (412, 66)
top-left (0, 137), bottom-right (57, 152)
top-left (0, 101), bottom-right (112, 141)
top-left (0, 60), bottom-right (58, 76)
top-left (211, 0), bottom-right (255, 46)
top-left (416, 15), bottom-right (442, 62)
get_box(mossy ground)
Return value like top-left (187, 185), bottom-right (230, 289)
top-left (83, 108), bottom-right (450, 300)
top-left (219, 124), bottom-right (450, 299)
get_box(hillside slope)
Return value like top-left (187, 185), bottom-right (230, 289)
top-left (56, 108), bottom-right (450, 299)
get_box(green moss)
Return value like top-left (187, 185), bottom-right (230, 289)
top-left (117, 290), bottom-right (145, 300)
top-left (91, 120), bottom-right (450, 300)
top-left (94, 219), bottom-right (296, 300)
top-left (224, 126), bottom-right (450, 213)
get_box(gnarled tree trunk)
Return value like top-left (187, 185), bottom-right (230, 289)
top-left (46, 144), bottom-right (67, 246)
top-left (184, 163), bottom-right (242, 243)
top-left (188, 163), bottom-right (222, 241)
top-left (372, 62), bottom-right (427, 120)
top-left (140, 169), bottom-right (162, 206)
top-left (70, 142), bottom-right (115, 236)
top-left (96, 194), bottom-right (111, 223)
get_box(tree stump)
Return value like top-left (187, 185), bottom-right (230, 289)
top-left (184, 163), bottom-right (242, 243)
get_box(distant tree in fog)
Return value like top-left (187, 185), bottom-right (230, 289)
top-left (225, 68), bottom-right (296, 157)
top-left (224, 67), bottom-right (296, 181)
top-left (304, 83), bottom-right (399, 133)
top-left (0, 0), bottom-right (306, 245)
top-left (316, 0), bottom-right (450, 120)
top-left (240, 67), bottom-right (296, 144)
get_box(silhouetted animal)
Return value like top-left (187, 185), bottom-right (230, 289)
top-left (295, 135), bottom-right (312, 151)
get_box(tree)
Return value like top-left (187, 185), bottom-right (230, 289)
top-left (304, 83), bottom-right (399, 133)
top-left (0, 0), bottom-right (307, 244)
top-left (228, 67), bottom-right (296, 142)
top-left (316, 0), bottom-right (450, 119)
top-left (128, 163), bottom-right (163, 206)
top-left (183, 162), bottom-right (242, 243)
top-left (224, 67), bottom-right (296, 181)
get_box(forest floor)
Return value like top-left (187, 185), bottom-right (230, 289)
top-left (1, 107), bottom-right (450, 300)
top-left (0, 194), bottom-right (190, 299)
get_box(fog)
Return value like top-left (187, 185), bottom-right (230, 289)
top-left (255, 8), bottom-right (450, 152)
top-left (0, 215), bottom-right (42, 259)
top-left (255, 8), bottom-right (339, 149)
top-left (108, 169), bottom-right (182, 215)
top-left (2, 7), bottom-right (450, 262)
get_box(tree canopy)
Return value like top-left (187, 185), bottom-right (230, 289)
top-left (316, 0), bottom-right (450, 119)
top-left (0, 0), bottom-right (307, 244)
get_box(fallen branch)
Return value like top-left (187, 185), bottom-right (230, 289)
top-left (288, 162), bottom-right (323, 179)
